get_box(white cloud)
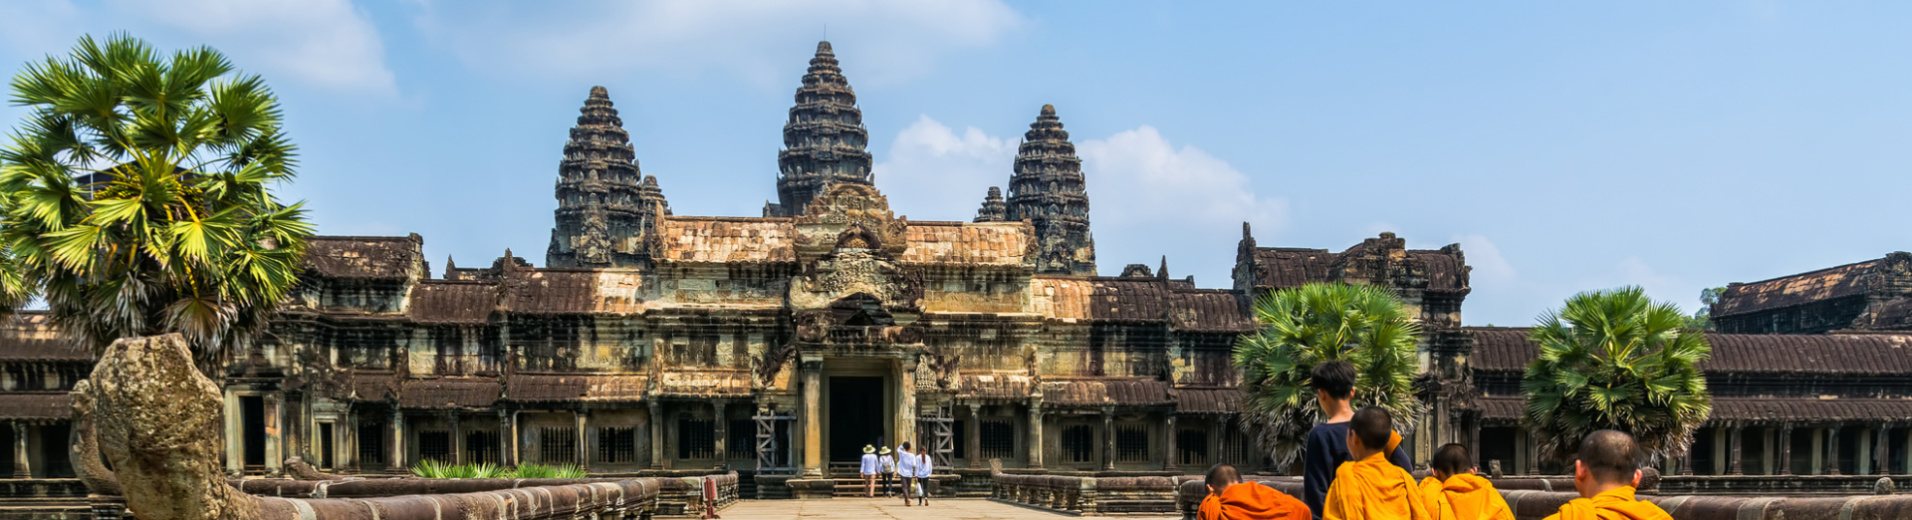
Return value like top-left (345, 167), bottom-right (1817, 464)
top-left (873, 115), bottom-right (1016, 220)
top-left (1452, 234), bottom-right (1517, 287)
top-left (1076, 126), bottom-right (1288, 231)
top-left (412, 0), bottom-right (1023, 86)
top-left (109, 0), bottom-right (397, 96)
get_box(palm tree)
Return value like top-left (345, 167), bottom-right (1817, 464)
top-left (1233, 282), bottom-right (1423, 469)
top-left (1520, 286), bottom-right (1712, 467)
top-left (0, 33), bottom-right (313, 371)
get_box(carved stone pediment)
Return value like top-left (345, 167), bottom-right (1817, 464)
top-left (788, 249), bottom-right (922, 311)
top-left (794, 183), bottom-right (908, 258)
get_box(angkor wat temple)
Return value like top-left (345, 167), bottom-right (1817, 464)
top-left (3, 41), bottom-right (1912, 499)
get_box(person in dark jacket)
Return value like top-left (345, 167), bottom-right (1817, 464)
top-left (1302, 360), bottom-right (1412, 519)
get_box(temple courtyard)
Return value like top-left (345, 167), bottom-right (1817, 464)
top-left (719, 498), bottom-right (1178, 520)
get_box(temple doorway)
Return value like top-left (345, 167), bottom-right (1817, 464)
top-left (828, 376), bottom-right (884, 462)
top-left (240, 395), bottom-right (266, 469)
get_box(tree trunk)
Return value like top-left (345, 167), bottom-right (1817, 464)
top-left (87, 334), bottom-right (259, 520)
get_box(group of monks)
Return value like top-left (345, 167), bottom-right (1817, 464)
top-left (1198, 361), bottom-right (1674, 520)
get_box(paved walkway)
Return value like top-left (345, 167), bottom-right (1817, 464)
top-left (717, 498), bottom-right (1181, 520)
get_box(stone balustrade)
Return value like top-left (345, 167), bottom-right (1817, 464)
top-left (990, 472), bottom-right (1187, 515)
top-left (1171, 474), bottom-right (1912, 520)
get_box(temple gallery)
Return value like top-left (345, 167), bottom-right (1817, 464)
top-left (2, 42), bottom-right (1909, 496)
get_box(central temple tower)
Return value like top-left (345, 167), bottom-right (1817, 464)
top-left (766, 41), bottom-right (874, 217)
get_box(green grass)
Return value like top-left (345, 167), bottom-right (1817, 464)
top-left (408, 460), bottom-right (584, 479)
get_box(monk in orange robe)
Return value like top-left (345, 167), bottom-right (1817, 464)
top-left (1542, 430), bottom-right (1672, 520)
top-left (1198, 463), bottom-right (1310, 520)
top-left (1418, 443), bottom-right (1512, 520)
top-left (1321, 407), bottom-right (1431, 520)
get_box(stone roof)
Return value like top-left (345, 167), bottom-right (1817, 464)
top-left (1037, 277), bottom-right (1253, 330)
top-left (652, 217), bottom-right (796, 263)
top-left (398, 378), bottom-right (501, 409)
top-left (956, 373), bottom-right (1034, 401)
top-left (503, 374), bottom-right (651, 402)
top-left (1172, 388), bottom-right (1244, 414)
top-left (901, 222), bottom-right (1032, 266)
top-left (658, 370), bottom-right (751, 397)
top-left (508, 270), bottom-right (644, 315)
top-left (1479, 395), bottom-right (1912, 424)
top-left (0, 393), bottom-right (71, 421)
top-left (0, 313), bottom-right (91, 362)
top-left (1713, 256), bottom-right (1897, 318)
top-left (1040, 378), bottom-right (1173, 407)
top-left (305, 235), bottom-right (421, 280)
top-left (406, 282), bottom-right (497, 324)
top-left (1467, 327), bottom-right (1912, 375)
top-left (1243, 233), bottom-right (1468, 293)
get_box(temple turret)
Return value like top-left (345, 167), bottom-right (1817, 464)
top-left (547, 86), bottom-right (663, 268)
top-left (973, 186), bottom-right (1007, 222)
top-left (767, 41), bottom-right (874, 217)
top-left (1004, 104), bottom-right (1096, 275)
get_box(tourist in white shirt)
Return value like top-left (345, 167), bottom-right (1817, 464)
top-left (879, 446), bottom-right (898, 497)
top-left (859, 445), bottom-right (880, 497)
top-left (895, 442), bottom-right (919, 506)
top-left (911, 450), bottom-right (933, 506)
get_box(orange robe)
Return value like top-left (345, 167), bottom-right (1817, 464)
top-left (1322, 451), bottom-right (1431, 520)
top-left (1418, 474), bottom-right (1513, 520)
top-left (1198, 482), bottom-right (1311, 520)
top-left (1542, 486), bottom-right (1671, 520)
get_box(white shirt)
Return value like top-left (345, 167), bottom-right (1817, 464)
top-left (880, 454), bottom-right (896, 473)
top-left (895, 449), bottom-right (918, 477)
top-left (912, 453), bottom-right (933, 478)
top-left (860, 452), bottom-right (880, 475)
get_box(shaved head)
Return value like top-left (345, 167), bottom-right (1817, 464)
top-left (1350, 406), bottom-right (1392, 452)
top-left (1206, 463), bottom-right (1240, 488)
top-left (1432, 443), bottom-right (1472, 476)
top-left (1577, 430), bottom-right (1640, 485)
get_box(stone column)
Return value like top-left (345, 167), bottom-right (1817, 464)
top-left (1827, 426), bottom-right (1843, 476)
top-left (449, 412), bottom-right (463, 465)
top-left (1679, 448), bottom-right (1693, 476)
top-left (1027, 401), bottom-right (1045, 469)
top-left (575, 409), bottom-right (590, 470)
top-left (714, 401), bottom-right (729, 467)
top-left (389, 409), bottom-right (405, 471)
top-left (11, 422), bottom-right (28, 478)
top-left (1101, 407), bottom-right (1115, 471)
top-left (1728, 425), bottom-right (1743, 475)
top-left (498, 410), bottom-right (516, 466)
top-left (800, 358), bottom-right (823, 477)
top-left (1778, 426), bottom-right (1793, 475)
top-left (967, 403), bottom-right (983, 469)
top-left (346, 411), bottom-right (361, 470)
top-left (1878, 424), bottom-right (1893, 475)
top-left (1164, 413), bottom-right (1179, 473)
top-left (896, 358), bottom-right (917, 458)
top-left (649, 401), bottom-right (665, 469)
top-left (263, 393), bottom-right (284, 476)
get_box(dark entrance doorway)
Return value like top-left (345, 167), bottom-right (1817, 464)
top-left (240, 396), bottom-right (266, 468)
top-left (828, 376), bottom-right (884, 462)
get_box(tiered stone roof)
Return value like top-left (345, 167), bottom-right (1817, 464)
top-left (770, 41), bottom-right (873, 217)
top-left (547, 86), bottom-right (664, 268)
top-left (1004, 104), bottom-right (1096, 275)
top-left (974, 186), bottom-right (1007, 222)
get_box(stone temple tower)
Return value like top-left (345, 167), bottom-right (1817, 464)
top-left (547, 86), bottom-right (668, 268)
top-left (998, 104), bottom-right (1096, 275)
top-left (766, 41), bottom-right (874, 217)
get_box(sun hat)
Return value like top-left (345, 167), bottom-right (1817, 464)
top-left (880, 446), bottom-right (892, 455)
top-left (864, 445), bottom-right (876, 454)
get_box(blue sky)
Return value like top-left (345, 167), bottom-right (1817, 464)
top-left (4, 1), bottom-right (1910, 326)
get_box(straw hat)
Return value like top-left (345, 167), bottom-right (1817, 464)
top-left (864, 445), bottom-right (876, 454)
top-left (880, 446), bottom-right (892, 455)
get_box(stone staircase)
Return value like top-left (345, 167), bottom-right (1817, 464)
top-left (828, 462), bottom-right (894, 498)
